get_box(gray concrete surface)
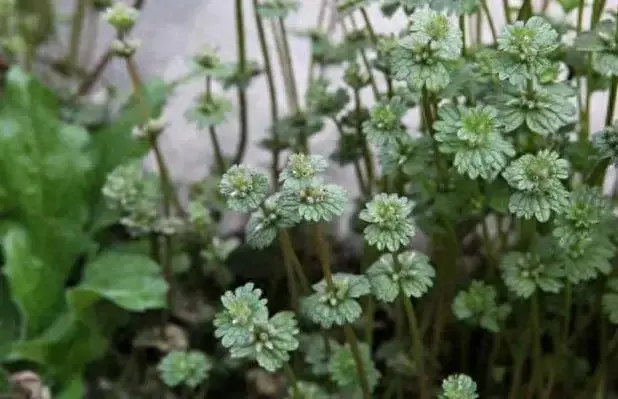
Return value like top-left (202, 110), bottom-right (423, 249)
top-left (54, 1), bottom-right (618, 233)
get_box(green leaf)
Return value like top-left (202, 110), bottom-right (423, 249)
top-left (2, 226), bottom-right (66, 336)
top-left (56, 378), bottom-right (86, 399)
top-left (0, 275), bottom-right (23, 360)
top-left (574, 31), bottom-right (606, 51)
top-left (557, 0), bottom-right (579, 12)
top-left (9, 312), bottom-right (108, 382)
top-left (0, 68), bottom-right (96, 335)
top-left (67, 252), bottom-right (168, 313)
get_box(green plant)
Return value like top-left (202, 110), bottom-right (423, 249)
top-left (3, 0), bottom-right (618, 398)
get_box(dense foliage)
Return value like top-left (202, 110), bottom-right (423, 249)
top-left (1, 0), bottom-right (618, 398)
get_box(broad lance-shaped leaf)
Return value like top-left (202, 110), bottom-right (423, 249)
top-left (0, 275), bottom-right (23, 360)
top-left (8, 311), bottom-right (109, 382)
top-left (0, 67), bottom-right (97, 336)
top-left (67, 252), bottom-right (169, 313)
top-left (2, 226), bottom-right (67, 336)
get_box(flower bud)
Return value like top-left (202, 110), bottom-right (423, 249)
top-left (103, 2), bottom-right (139, 33)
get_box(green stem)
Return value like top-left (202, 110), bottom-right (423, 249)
top-left (233, 0), bottom-right (249, 165)
top-left (606, 75), bottom-right (618, 127)
top-left (545, 280), bottom-right (572, 396)
top-left (354, 89), bottom-right (375, 195)
top-left (252, 0), bottom-right (280, 184)
top-left (562, 282), bottom-right (572, 347)
top-left (333, 118), bottom-right (368, 195)
top-left (206, 77), bottom-right (226, 173)
top-left (307, 0), bottom-right (328, 84)
top-left (508, 327), bottom-right (530, 399)
top-left (401, 294), bottom-right (429, 399)
top-left (530, 293), bottom-right (543, 397)
top-left (481, 216), bottom-right (496, 280)
top-left (360, 8), bottom-right (378, 43)
top-left (282, 362), bottom-right (300, 398)
top-left (77, 50), bottom-right (113, 96)
top-left (502, 0), bottom-right (511, 24)
top-left (124, 56), bottom-right (176, 323)
top-left (485, 335), bottom-right (501, 393)
top-left (576, 0), bottom-right (585, 33)
top-left (278, 18), bottom-right (300, 111)
top-left (279, 229), bottom-right (311, 293)
top-left (475, 10), bottom-right (482, 45)
top-left (314, 223), bottom-right (334, 286)
top-left (516, 0), bottom-right (533, 21)
top-left (67, 0), bottom-right (87, 69)
top-left (343, 324), bottom-right (372, 399)
top-left (459, 15), bottom-right (466, 56)
top-left (314, 222), bottom-right (370, 398)
top-left (481, 0), bottom-right (498, 43)
top-left (345, 15), bottom-right (380, 100)
top-left (421, 87), bottom-right (444, 181)
top-left (591, 0), bottom-right (607, 29)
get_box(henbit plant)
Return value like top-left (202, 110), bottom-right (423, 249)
top-left (4, 0), bottom-right (618, 398)
top-left (210, 2), bottom-right (618, 398)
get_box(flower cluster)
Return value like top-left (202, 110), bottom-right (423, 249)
top-left (306, 78), bottom-right (350, 117)
top-left (452, 280), bottom-right (511, 332)
top-left (279, 153), bottom-right (328, 189)
top-left (102, 161), bottom-right (164, 235)
top-left (434, 104), bottom-right (515, 180)
top-left (301, 273), bottom-right (371, 328)
top-left (363, 96), bottom-right (408, 146)
top-left (495, 82), bottom-right (576, 136)
top-left (500, 244), bottom-right (564, 298)
top-left (157, 350), bottom-right (212, 389)
top-left (185, 91), bottom-right (233, 129)
top-left (366, 251), bottom-right (435, 303)
top-left (392, 7), bottom-right (462, 91)
top-left (439, 374), bottom-right (479, 399)
top-left (553, 186), bottom-right (615, 284)
top-left (495, 16), bottom-right (559, 85)
top-left (101, 1), bottom-right (142, 57)
top-left (277, 155), bottom-right (348, 223)
top-left (328, 342), bottom-right (381, 394)
top-left (219, 165), bottom-right (270, 212)
top-left (592, 120), bottom-right (618, 165)
top-left (574, 18), bottom-right (618, 77)
top-left (245, 193), bottom-right (299, 249)
top-left (213, 283), bottom-right (299, 372)
top-left (502, 150), bottom-right (570, 222)
top-left (359, 193), bottom-right (416, 252)
top-left (102, 1), bottom-right (139, 34)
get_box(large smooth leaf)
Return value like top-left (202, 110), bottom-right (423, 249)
top-left (9, 312), bottom-right (108, 382)
top-left (2, 226), bottom-right (66, 336)
top-left (0, 67), bottom-right (94, 336)
top-left (67, 251), bottom-right (168, 313)
top-left (0, 275), bottom-right (22, 360)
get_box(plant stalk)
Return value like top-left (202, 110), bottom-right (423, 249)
top-left (252, 0), bottom-right (281, 184)
top-left (279, 229), bottom-right (311, 293)
top-left (354, 89), bottom-right (375, 195)
top-left (124, 56), bottom-right (177, 323)
top-left (282, 362), bottom-right (300, 398)
top-left (343, 324), bottom-right (372, 399)
top-left (233, 0), bottom-right (249, 165)
top-left (67, 0), bottom-right (87, 69)
top-left (401, 294), bottom-right (429, 399)
top-left (206, 77), bottom-right (226, 173)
